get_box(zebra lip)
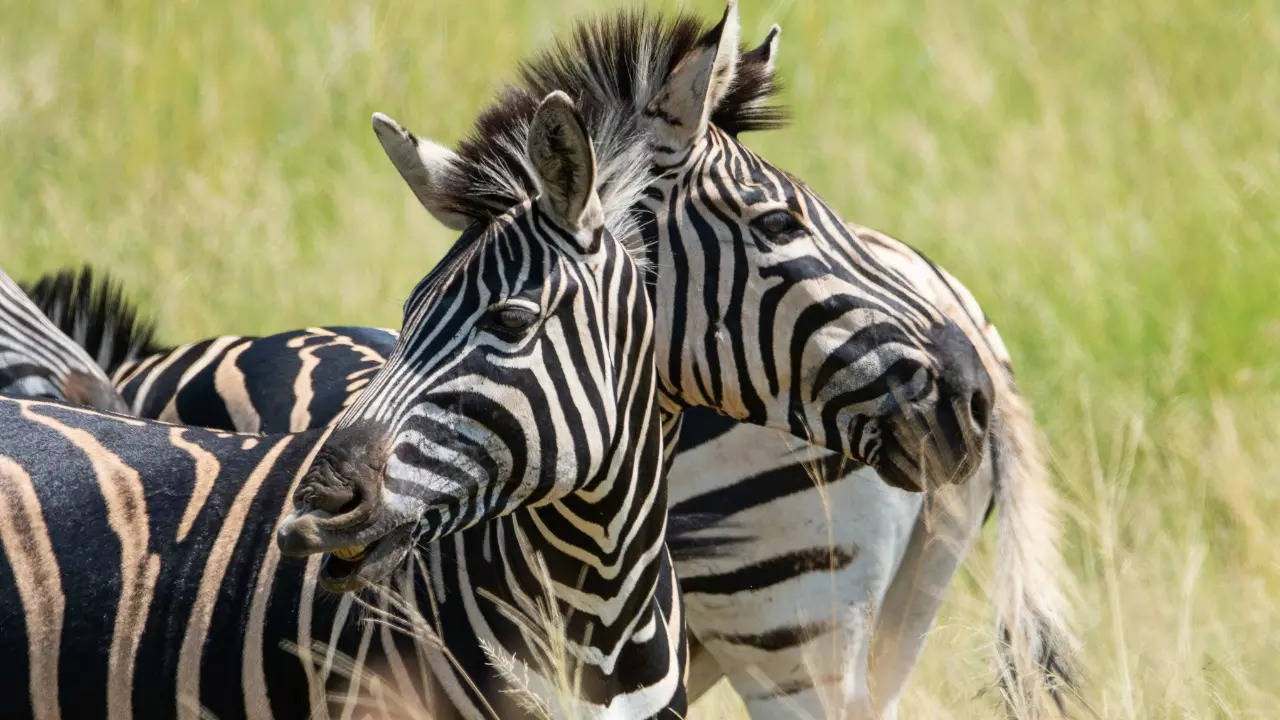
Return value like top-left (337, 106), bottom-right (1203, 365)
top-left (317, 522), bottom-right (415, 593)
top-left (877, 459), bottom-right (922, 492)
top-left (873, 437), bottom-right (926, 492)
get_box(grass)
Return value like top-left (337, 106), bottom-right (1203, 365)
top-left (2, 0), bottom-right (1278, 716)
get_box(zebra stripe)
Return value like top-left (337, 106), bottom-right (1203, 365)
top-left (0, 454), bottom-right (65, 720)
top-left (175, 433), bottom-right (298, 720)
top-left (21, 403), bottom-right (161, 720)
top-left (0, 399), bottom-right (320, 717)
top-left (103, 328), bottom-right (396, 431)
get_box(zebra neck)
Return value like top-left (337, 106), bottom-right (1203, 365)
top-left (403, 399), bottom-right (681, 716)
top-left (479, 406), bottom-right (666, 668)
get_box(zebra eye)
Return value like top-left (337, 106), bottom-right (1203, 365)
top-left (482, 305), bottom-right (539, 340)
top-left (751, 210), bottom-right (807, 243)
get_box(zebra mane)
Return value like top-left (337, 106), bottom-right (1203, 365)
top-left (22, 266), bottom-right (166, 375)
top-left (435, 10), bottom-right (786, 255)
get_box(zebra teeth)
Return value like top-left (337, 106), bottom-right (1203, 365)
top-left (330, 544), bottom-right (367, 561)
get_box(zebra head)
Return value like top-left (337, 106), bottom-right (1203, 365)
top-left (368, 5), bottom-right (994, 491)
top-left (277, 92), bottom-right (657, 592)
top-left (638, 5), bottom-right (994, 490)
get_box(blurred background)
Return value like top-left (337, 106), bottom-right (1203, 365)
top-left (2, 0), bottom-right (1277, 716)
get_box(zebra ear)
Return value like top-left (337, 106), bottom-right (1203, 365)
top-left (744, 24), bottom-right (781, 77)
top-left (645, 0), bottom-right (741, 156)
top-left (371, 112), bottom-right (472, 231)
top-left (526, 91), bottom-right (604, 241)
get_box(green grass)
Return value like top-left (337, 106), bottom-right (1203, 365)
top-left (2, 0), bottom-right (1278, 716)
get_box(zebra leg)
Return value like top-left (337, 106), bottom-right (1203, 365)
top-left (866, 454), bottom-right (995, 717)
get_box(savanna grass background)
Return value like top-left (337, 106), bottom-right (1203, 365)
top-left (2, 0), bottom-right (1277, 717)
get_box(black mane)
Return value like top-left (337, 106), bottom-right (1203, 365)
top-left (22, 266), bottom-right (166, 375)
top-left (436, 10), bottom-right (786, 225)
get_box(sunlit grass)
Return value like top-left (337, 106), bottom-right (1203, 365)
top-left (3, 0), bottom-right (1277, 717)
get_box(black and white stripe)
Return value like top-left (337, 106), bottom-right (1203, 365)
top-left (109, 325), bottom-right (395, 432)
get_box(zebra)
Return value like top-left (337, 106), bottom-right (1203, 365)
top-left (0, 92), bottom-right (687, 718)
top-left (0, 268), bottom-right (126, 412)
top-left (276, 91), bottom-right (689, 717)
top-left (26, 4), bottom-right (1074, 716)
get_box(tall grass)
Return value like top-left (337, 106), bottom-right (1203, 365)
top-left (2, 0), bottom-right (1276, 717)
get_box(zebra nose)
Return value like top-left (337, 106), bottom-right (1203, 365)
top-left (929, 320), bottom-right (994, 470)
top-left (280, 421), bottom-right (390, 555)
top-left (293, 456), bottom-right (364, 515)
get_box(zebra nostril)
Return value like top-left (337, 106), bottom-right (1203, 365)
top-left (969, 389), bottom-right (990, 432)
top-left (310, 479), bottom-right (360, 515)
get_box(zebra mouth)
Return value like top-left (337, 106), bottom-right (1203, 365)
top-left (874, 447), bottom-right (924, 492)
top-left (317, 523), bottom-right (416, 593)
top-left (867, 422), bottom-right (926, 492)
top-left (872, 419), bottom-right (987, 492)
top-left (332, 544), bottom-right (368, 561)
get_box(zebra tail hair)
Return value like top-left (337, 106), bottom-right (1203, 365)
top-left (991, 381), bottom-right (1082, 718)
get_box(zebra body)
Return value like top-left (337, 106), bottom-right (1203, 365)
top-left (0, 400), bottom-right (492, 718)
top-left (111, 325), bottom-right (396, 433)
top-left (0, 401), bottom-right (336, 719)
